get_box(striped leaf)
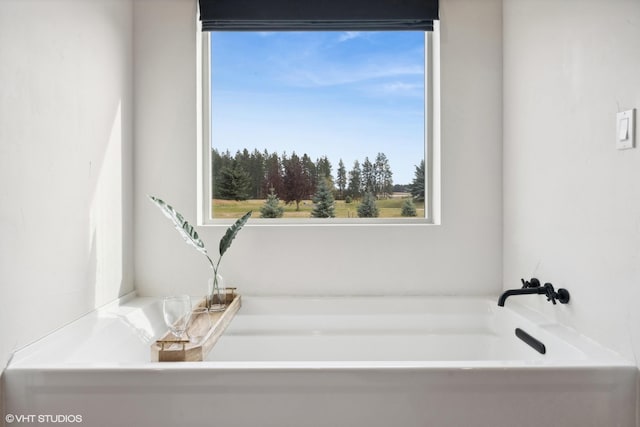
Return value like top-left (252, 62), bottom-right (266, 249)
top-left (148, 195), bottom-right (208, 256)
top-left (219, 210), bottom-right (252, 257)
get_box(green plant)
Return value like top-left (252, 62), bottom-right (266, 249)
top-left (311, 178), bottom-right (336, 218)
top-left (401, 198), bottom-right (417, 217)
top-left (148, 195), bottom-right (252, 306)
top-left (260, 188), bottom-right (284, 218)
top-left (357, 192), bottom-right (379, 218)
top-left (408, 159), bottom-right (425, 202)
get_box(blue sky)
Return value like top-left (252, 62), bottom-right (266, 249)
top-left (210, 31), bottom-right (425, 185)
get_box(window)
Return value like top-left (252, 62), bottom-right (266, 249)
top-left (198, 1), bottom-right (438, 224)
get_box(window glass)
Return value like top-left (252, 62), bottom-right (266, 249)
top-left (209, 31), bottom-right (426, 220)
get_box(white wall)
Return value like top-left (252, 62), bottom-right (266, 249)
top-left (133, 0), bottom-right (503, 298)
top-left (503, 0), bottom-right (640, 378)
top-left (0, 0), bottom-right (134, 408)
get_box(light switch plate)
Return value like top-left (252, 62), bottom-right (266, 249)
top-left (616, 109), bottom-right (635, 150)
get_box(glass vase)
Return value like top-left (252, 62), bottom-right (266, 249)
top-left (207, 274), bottom-right (226, 312)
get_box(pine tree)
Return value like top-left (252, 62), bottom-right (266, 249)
top-left (336, 159), bottom-right (347, 200)
top-left (362, 157), bottom-right (374, 195)
top-left (347, 160), bottom-right (362, 199)
top-left (374, 152), bottom-right (393, 198)
top-left (260, 188), bottom-right (284, 218)
top-left (301, 154), bottom-right (317, 196)
top-left (311, 178), bottom-right (336, 218)
top-left (248, 149), bottom-right (266, 198)
top-left (218, 161), bottom-right (251, 201)
top-left (401, 198), bottom-right (417, 217)
top-left (408, 160), bottom-right (425, 201)
top-left (211, 149), bottom-right (233, 199)
top-left (263, 152), bottom-right (284, 198)
top-left (357, 192), bottom-right (379, 218)
top-left (316, 156), bottom-right (333, 181)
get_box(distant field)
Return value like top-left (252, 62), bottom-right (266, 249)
top-left (212, 196), bottom-right (425, 219)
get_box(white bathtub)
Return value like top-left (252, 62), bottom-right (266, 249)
top-left (3, 296), bottom-right (637, 427)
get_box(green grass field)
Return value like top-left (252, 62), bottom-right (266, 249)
top-left (212, 196), bottom-right (425, 219)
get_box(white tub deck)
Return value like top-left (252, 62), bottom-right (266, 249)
top-left (3, 295), bottom-right (637, 427)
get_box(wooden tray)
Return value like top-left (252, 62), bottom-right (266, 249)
top-left (151, 291), bottom-right (241, 362)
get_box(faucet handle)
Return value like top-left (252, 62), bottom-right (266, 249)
top-left (556, 288), bottom-right (571, 304)
top-left (544, 283), bottom-right (557, 305)
top-left (521, 278), bottom-right (541, 288)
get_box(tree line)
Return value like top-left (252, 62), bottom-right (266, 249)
top-left (213, 148), bottom-right (403, 210)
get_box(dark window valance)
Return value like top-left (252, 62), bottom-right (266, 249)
top-left (199, 0), bottom-right (438, 31)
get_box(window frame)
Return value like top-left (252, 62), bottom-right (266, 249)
top-left (198, 28), bottom-right (438, 226)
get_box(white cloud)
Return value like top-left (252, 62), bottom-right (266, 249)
top-left (338, 31), bottom-right (363, 42)
top-left (283, 65), bottom-right (424, 88)
top-left (382, 82), bottom-right (423, 93)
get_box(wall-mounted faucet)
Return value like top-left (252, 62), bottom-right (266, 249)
top-left (498, 278), bottom-right (570, 307)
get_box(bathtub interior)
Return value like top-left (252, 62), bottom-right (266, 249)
top-left (207, 296), bottom-right (633, 364)
top-left (5, 295), bottom-right (631, 368)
